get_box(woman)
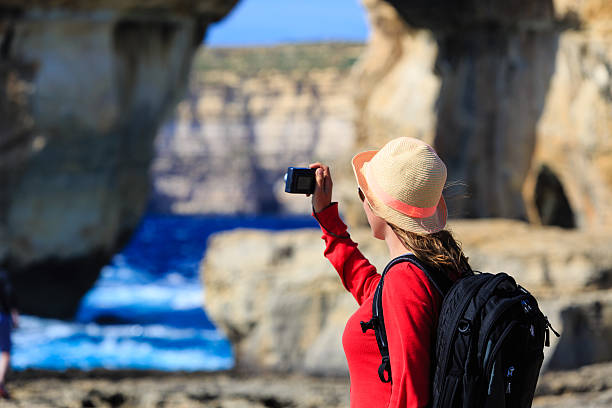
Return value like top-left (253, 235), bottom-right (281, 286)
top-left (309, 137), bottom-right (472, 408)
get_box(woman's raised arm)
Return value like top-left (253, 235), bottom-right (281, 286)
top-left (309, 163), bottom-right (381, 305)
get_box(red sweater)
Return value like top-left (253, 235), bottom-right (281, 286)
top-left (314, 203), bottom-right (443, 408)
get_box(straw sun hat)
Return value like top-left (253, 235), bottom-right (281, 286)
top-left (352, 137), bottom-right (448, 234)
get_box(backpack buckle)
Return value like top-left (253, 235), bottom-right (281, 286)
top-left (360, 318), bottom-right (377, 333)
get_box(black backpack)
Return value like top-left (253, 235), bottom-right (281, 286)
top-left (360, 254), bottom-right (559, 408)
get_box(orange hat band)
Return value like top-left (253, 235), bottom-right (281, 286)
top-left (365, 164), bottom-right (438, 218)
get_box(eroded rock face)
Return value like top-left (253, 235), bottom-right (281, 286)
top-left (353, 0), bottom-right (612, 228)
top-left (524, 30), bottom-right (612, 229)
top-left (5, 365), bottom-right (612, 407)
top-left (202, 221), bottom-right (612, 374)
top-left (150, 44), bottom-right (361, 215)
top-left (0, 0), bottom-right (237, 317)
top-left (541, 292), bottom-right (612, 370)
top-left (201, 228), bottom-right (383, 375)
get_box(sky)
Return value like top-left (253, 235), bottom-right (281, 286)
top-left (205, 0), bottom-right (370, 47)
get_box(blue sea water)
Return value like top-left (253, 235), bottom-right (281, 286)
top-left (12, 214), bottom-right (318, 371)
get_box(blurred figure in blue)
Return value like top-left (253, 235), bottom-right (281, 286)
top-left (0, 267), bottom-right (18, 399)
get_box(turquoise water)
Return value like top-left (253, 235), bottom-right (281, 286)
top-left (12, 214), bottom-right (318, 371)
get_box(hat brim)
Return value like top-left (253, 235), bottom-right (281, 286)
top-left (352, 150), bottom-right (447, 234)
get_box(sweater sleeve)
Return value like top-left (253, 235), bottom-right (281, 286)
top-left (382, 263), bottom-right (441, 408)
top-left (313, 202), bottom-right (380, 305)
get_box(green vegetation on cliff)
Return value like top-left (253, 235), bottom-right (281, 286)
top-left (192, 42), bottom-right (365, 76)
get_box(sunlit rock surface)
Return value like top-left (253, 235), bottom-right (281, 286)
top-left (150, 44), bottom-right (361, 215)
top-left (152, 0), bottom-right (612, 232)
top-left (202, 227), bottom-right (379, 375)
top-left (353, 0), bottom-right (612, 228)
top-left (4, 365), bottom-right (612, 407)
top-left (202, 220), bottom-right (612, 375)
top-left (0, 0), bottom-right (238, 317)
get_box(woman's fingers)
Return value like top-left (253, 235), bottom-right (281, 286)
top-left (308, 163), bottom-right (333, 212)
top-left (305, 164), bottom-right (322, 197)
top-left (321, 166), bottom-right (331, 193)
top-left (315, 167), bottom-right (324, 191)
top-left (311, 163), bottom-right (329, 192)
top-left (325, 172), bottom-right (333, 193)
top-left (310, 163), bottom-right (330, 175)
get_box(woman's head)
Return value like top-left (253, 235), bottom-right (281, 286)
top-left (352, 137), bottom-right (447, 235)
top-left (353, 137), bottom-right (471, 276)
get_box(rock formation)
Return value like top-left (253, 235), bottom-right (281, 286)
top-left (151, 0), bottom-right (612, 231)
top-left (6, 365), bottom-right (612, 407)
top-left (202, 227), bottom-right (384, 375)
top-left (202, 221), bottom-right (612, 375)
top-left (353, 0), bottom-right (612, 228)
top-left (0, 0), bottom-right (237, 317)
top-left (541, 291), bottom-right (612, 370)
top-left (150, 44), bottom-right (361, 215)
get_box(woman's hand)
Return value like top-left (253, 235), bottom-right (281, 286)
top-left (308, 163), bottom-right (333, 213)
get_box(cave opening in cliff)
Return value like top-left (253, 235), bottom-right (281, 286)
top-left (534, 165), bottom-right (576, 229)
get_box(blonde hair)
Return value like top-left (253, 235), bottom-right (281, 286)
top-left (388, 223), bottom-right (472, 279)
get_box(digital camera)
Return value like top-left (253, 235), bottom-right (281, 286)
top-left (284, 167), bottom-right (316, 194)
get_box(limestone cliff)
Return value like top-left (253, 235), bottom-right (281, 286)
top-left (353, 0), bottom-right (612, 229)
top-left (152, 0), bottom-right (612, 231)
top-left (0, 0), bottom-right (237, 317)
top-left (150, 44), bottom-right (361, 215)
top-left (202, 222), bottom-right (612, 374)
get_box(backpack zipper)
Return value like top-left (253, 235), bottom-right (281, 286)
top-left (483, 320), bottom-right (519, 380)
top-left (543, 315), bottom-right (560, 346)
top-left (477, 293), bottom-right (531, 359)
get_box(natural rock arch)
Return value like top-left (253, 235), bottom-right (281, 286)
top-left (0, 1), bottom-right (237, 317)
top-left (351, 0), bottom-right (612, 228)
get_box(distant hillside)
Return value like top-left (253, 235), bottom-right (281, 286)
top-left (152, 42), bottom-right (362, 215)
top-left (192, 42), bottom-right (365, 76)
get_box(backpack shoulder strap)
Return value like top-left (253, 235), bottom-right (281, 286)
top-left (360, 254), bottom-right (453, 383)
top-left (403, 254), bottom-right (454, 297)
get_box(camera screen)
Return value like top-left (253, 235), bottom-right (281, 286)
top-left (297, 176), bottom-right (313, 190)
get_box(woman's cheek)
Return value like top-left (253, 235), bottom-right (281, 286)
top-left (363, 200), bottom-right (386, 240)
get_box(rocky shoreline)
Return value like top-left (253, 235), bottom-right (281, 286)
top-left (3, 363), bottom-right (612, 407)
top-left (202, 221), bottom-right (612, 375)
top-left (6, 369), bottom-right (351, 408)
